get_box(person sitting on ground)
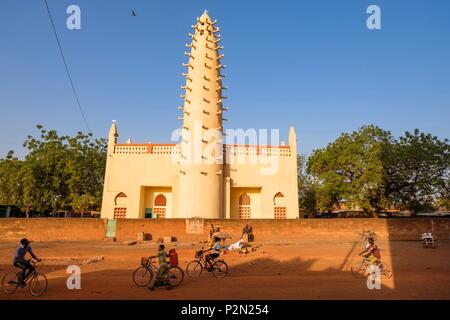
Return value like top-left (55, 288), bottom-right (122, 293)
top-left (358, 237), bottom-right (381, 265)
top-left (227, 239), bottom-right (244, 251)
top-left (203, 236), bottom-right (225, 270)
top-left (149, 244), bottom-right (170, 290)
top-left (13, 238), bottom-right (41, 288)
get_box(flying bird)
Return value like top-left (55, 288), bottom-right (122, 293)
top-left (131, 9), bottom-right (137, 16)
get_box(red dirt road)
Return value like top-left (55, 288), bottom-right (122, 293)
top-left (0, 240), bottom-right (449, 300)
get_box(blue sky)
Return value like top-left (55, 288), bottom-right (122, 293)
top-left (1, 0), bottom-right (449, 158)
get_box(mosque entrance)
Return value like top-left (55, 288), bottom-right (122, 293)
top-left (142, 187), bottom-right (172, 219)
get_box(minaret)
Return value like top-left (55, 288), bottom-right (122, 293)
top-left (107, 120), bottom-right (118, 155)
top-left (101, 120), bottom-right (119, 219)
top-left (177, 10), bottom-right (226, 218)
top-left (288, 126), bottom-right (296, 153)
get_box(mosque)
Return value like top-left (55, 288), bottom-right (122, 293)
top-left (100, 11), bottom-right (299, 219)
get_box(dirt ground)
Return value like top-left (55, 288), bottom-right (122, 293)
top-left (0, 239), bottom-right (449, 300)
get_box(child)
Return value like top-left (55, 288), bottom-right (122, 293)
top-left (149, 244), bottom-right (170, 291)
top-left (358, 237), bottom-right (381, 265)
top-left (168, 248), bottom-right (179, 268)
top-left (203, 236), bottom-right (225, 270)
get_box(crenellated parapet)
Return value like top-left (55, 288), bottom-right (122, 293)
top-left (114, 144), bottom-right (179, 155)
top-left (113, 143), bottom-right (292, 158)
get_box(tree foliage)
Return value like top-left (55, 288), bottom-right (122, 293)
top-left (0, 125), bottom-right (106, 214)
top-left (384, 129), bottom-right (450, 213)
top-left (306, 125), bottom-right (392, 213)
top-left (297, 154), bottom-right (317, 215)
top-left (302, 126), bottom-right (449, 215)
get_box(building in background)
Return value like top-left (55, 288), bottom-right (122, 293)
top-left (101, 11), bottom-right (298, 219)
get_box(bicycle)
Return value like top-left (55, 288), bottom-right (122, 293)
top-left (133, 257), bottom-right (184, 288)
top-left (2, 260), bottom-right (48, 297)
top-left (186, 250), bottom-right (228, 278)
top-left (351, 256), bottom-right (392, 279)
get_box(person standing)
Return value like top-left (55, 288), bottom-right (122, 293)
top-left (241, 224), bottom-right (254, 242)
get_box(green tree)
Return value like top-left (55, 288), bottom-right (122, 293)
top-left (307, 125), bottom-right (393, 214)
top-left (21, 126), bottom-right (71, 212)
top-left (0, 151), bottom-right (25, 209)
top-left (384, 129), bottom-right (450, 213)
top-left (0, 125), bottom-right (106, 214)
top-left (297, 154), bottom-right (317, 215)
top-left (65, 131), bottom-right (106, 212)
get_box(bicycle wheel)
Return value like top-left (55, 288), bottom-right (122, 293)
top-left (351, 261), bottom-right (367, 279)
top-left (1, 272), bottom-right (19, 294)
top-left (212, 260), bottom-right (228, 278)
top-left (29, 273), bottom-right (48, 297)
top-left (133, 267), bottom-right (154, 287)
top-left (168, 266), bottom-right (184, 287)
top-left (379, 263), bottom-right (392, 279)
top-left (186, 260), bottom-right (203, 278)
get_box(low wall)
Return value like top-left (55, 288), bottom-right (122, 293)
top-left (114, 218), bottom-right (450, 242)
top-left (0, 218), bottom-right (106, 241)
top-left (0, 218), bottom-right (448, 242)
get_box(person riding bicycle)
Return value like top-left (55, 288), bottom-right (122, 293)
top-left (149, 244), bottom-right (170, 291)
top-left (203, 236), bottom-right (225, 270)
top-left (12, 238), bottom-right (41, 288)
top-left (358, 237), bottom-right (381, 265)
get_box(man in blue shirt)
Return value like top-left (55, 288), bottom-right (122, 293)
top-left (13, 239), bottom-right (41, 288)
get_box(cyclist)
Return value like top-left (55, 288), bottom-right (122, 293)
top-left (358, 237), bottom-right (381, 265)
top-left (13, 238), bottom-right (41, 288)
top-left (203, 236), bottom-right (225, 270)
top-left (149, 244), bottom-right (170, 291)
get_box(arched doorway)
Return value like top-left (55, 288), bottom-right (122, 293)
top-left (154, 194), bottom-right (167, 219)
top-left (274, 192), bottom-right (286, 220)
top-left (239, 193), bottom-right (251, 219)
top-left (114, 192), bottom-right (127, 219)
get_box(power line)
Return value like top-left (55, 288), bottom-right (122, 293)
top-left (43, 0), bottom-right (91, 133)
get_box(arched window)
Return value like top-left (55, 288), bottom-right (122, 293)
top-left (239, 193), bottom-right (251, 219)
top-left (114, 192), bottom-right (127, 206)
top-left (274, 192), bottom-right (286, 220)
top-left (153, 194), bottom-right (167, 219)
top-left (114, 192), bottom-right (127, 219)
top-left (239, 193), bottom-right (251, 206)
top-left (154, 194), bottom-right (167, 207)
top-left (274, 192), bottom-right (286, 206)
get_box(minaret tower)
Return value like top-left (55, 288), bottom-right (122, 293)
top-left (177, 10), bottom-right (227, 218)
